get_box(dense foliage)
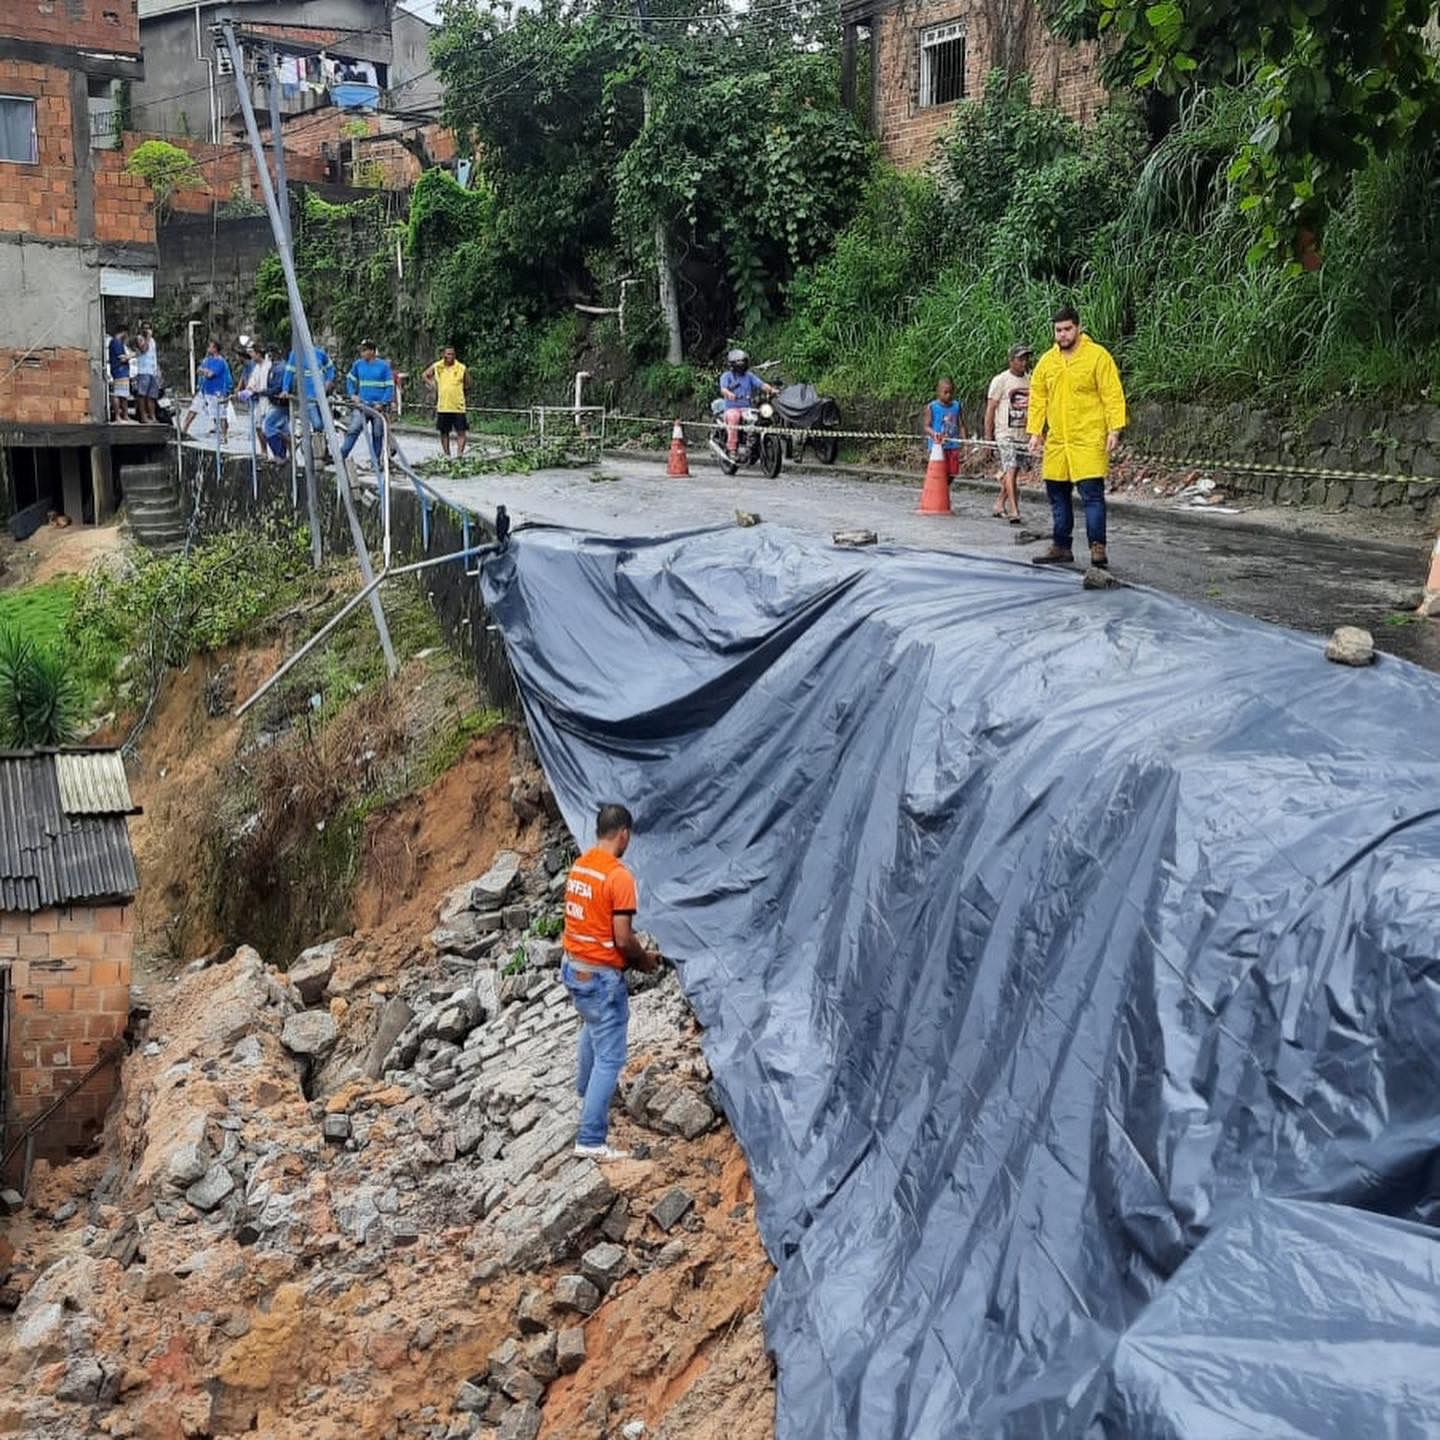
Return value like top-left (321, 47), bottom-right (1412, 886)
top-left (766, 75), bottom-right (1440, 412)
top-left (1048, 0), bottom-right (1440, 257)
top-left (0, 627), bottom-right (81, 748)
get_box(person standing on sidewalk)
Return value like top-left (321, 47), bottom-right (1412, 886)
top-left (985, 343), bottom-right (1033, 525)
top-left (423, 345), bottom-right (470, 457)
top-left (340, 340), bottom-right (395, 469)
top-left (1027, 306), bottom-right (1126, 569)
top-left (561, 803), bottom-right (660, 1162)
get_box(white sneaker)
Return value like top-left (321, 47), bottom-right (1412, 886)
top-left (573, 1143), bottom-right (630, 1162)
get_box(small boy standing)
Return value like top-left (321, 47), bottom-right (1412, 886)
top-left (923, 377), bottom-right (967, 480)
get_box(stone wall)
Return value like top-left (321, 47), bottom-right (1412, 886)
top-left (868, 0), bottom-right (1105, 168)
top-left (2, 902), bottom-right (134, 1158)
top-left (1126, 401), bottom-right (1440, 522)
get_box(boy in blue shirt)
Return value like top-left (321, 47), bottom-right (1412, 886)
top-left (923, 377), bottom-right (967, 482)
top-left (180, 338), bottom-right (232, 443)
top-left (340, 340), bottom-right (396, 468)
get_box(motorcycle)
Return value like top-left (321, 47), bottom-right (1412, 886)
top-left (772, 378), bottom-right (843, 465)
top-left (709, 394), bottom-right (784, 478)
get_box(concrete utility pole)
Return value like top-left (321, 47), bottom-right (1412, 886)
top-left (633, 0), bottom-right (683, 365)
top-left (221, 23), bottom-right (397, 676)
top-left (265, 41), bottom-right (321, 569)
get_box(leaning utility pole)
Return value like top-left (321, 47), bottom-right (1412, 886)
top-left (221, 23), bottom-right (397, 676)
top-left (265, 42), bottom-right (322, 569)
top-left (633, 0), bottom-right (683, 364)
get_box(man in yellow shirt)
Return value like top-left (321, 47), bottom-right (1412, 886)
top-left (1026, 305), bottom-right (1127, 570)
top-left (422, 345), bottom-right (470, 457)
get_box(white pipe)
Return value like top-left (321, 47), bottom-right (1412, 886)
top-left (187, 319), bottom-right (200, 393)
top-left (194, 5), bottom-right (217, 145)
top-left (574, 370), bottom-right (591, 423)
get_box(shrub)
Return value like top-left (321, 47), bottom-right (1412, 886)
top-left (0, 628), bottom-right (82, 748)
top-left (125, 139), bottom-right (203, 217)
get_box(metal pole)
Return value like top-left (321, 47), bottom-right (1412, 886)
top-left (223, 23), bottom-right (395, 675)
top-left (235, 539), bottom-right (491, 718)
top-left (248, 398), bottom-right (258, 500)
top-left (268, 41), bottom-right (319, 569)
top-left (380, 409), bottom-right (391, 569)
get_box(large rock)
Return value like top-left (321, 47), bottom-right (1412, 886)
top-left (1325, 625), bottom-right (1376, 666)
top-left (288, 940), bottom-right (339, 1004)
top-left (185, 1165), bottom-right (236, 1213)
top-left (472, 850), bottom-right (523, 907)
top-left (498, 1403), bottom-right (542, 1440)
top-left (281, 1011), bottom-right (338, 1058)
top-left (363, 996), bottom-right (414, 1079)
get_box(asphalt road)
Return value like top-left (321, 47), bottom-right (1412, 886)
top-left (179, 423), bottom-right (1439, 670)
top-left (417, 448), bottom-right (1440, 672)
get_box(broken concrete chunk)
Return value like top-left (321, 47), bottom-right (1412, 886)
top-left (552, 1274), bottom-right (601, 1315)
top-left (502, 903), bottom-right (531, 931)
top-left (497, 1365), bottom-right (544, 1404)
top-left (322, 1115), bottom-right (352, 1143)
top-left (432, 991), bottom-right (484, 1045)
top-left (649, 1188), bottom-right (694, 1234)
top-left (516, 1289), bottom-right (550, 1335)
top-left (0, 1188), bottom-right (24, 1216)
top-left (832, 528), bottom-right (878, 547)
top-left (364, 996), bottom-right (414, 1078)
top-left (1325, 625), bottom-right (1376, 666)
top-left (1082, 566), bottom-right (1122, 590)
top-left (660, 1090), bottom-right (716, 1140)
top-left (580, 1241), bottom-right (628, 1293)
top-left (431, 918), bottom-right (501, 960)
top-left (497, 1402), bottom-right (542, 1440)
top-left (281, 1010), bottom-right (338, 1059)
top-left (523, 1330), bottom-right (559, 1384)
top-left (185, 1165), bottom-right (236, 1213)
top-left (164, 1141), bottom-right (211, 1191)
top-left (231, 1035), bottom-right (263, 1066)
top-left (288, 940), bottom-right (338, 1004)
top-left (735, 510), bottom-right (761, 527)
top-left (655, 1238), bottom-right (688, 1268)
top-left (472, 850), bottom-right (523, 908)
top-left (556, 1325), bottom-right (586, 1375)
top-left (454, 1380), bottom-right (488, 1414)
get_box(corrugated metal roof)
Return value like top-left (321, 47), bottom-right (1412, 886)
top-left (0, 753), bottom-right (138, 913)
top-left (55, 751), bottom-right (134, 815)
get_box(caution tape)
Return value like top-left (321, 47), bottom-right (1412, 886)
top-left (604, 412), bottom-right (1440, 487)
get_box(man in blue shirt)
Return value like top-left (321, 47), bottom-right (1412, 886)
top-left (718, 348), bottom-right (775, 456)
top-left (280, 344), bottom-right (336, 434)
top-left (179, 338), bottom-right (232, 444)
top-left (108, 323), bottom-right (131, 423)
top-left (340, 340), bottom-right (396, 468)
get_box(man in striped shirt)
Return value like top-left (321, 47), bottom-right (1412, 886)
top-left (561, 803), bottom-right (660, 1161)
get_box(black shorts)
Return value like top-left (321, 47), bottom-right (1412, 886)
top-left (436, 411), bottom-right (468, 436)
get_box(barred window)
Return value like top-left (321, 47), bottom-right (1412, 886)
top-left (919, 22), bottom-right (966, 107)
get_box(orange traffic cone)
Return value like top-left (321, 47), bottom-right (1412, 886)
top-left (667, 419), bottom-right (690, 478)
top-left (918, 441), bottom-right (952, 515)
top-left (1419, 533), bottom-right (1440, 616)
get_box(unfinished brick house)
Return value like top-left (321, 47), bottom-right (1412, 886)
top-left (0, 750), bottom-right (138, 1170)
top-left (0, 0), bottom-right (166, 531)
top-left (841, 0), bottom-right (1106, 168)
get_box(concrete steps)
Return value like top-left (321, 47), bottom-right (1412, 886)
top-left (120, 461), bottom-right (188, 554)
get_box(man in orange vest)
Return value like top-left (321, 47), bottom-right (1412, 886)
top-left (561, 803), bottom-right (660, 1161)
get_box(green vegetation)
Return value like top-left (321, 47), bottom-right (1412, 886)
top-left (0, 628), bottom-right (82, 748)
top-left (0, 579), bottom-right (78, 652)
top-left (124, 139), bottom-right (203, 217)
top-left (415, 438), bottom-right (584, 479)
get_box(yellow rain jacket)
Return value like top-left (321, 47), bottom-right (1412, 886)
top-left (1026, 333), bottom-right (1127, 482)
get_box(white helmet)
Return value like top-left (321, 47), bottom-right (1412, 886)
top-left (727, 348), bottom-right (749, 370)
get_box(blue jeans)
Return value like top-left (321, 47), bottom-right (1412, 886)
top-left (340, 405), bottom-right (387, 464)
top-left (561, 958), bottom-right (629, 1147)
top-left (1046, 478), bottom-right (1106, 551)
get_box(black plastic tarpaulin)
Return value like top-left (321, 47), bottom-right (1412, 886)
top-left (481, 525), bottom-right (1440, 1439)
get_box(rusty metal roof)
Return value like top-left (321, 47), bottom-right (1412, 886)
top-left (0, 751), bottom-right (138, 913)
top-left (55, 750), bottom-right (135, 815)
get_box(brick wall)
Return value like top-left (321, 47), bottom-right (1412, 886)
top-left (118, 131), bottom-right (336, 216)
top-left (0, 345), bottom-right (91, 424)
top-left (870, 0), bottom-right (1105, 168)
top-left (2, 903), bottom-right (133, 1159)
top-left (1, 0), bottom-right (140, 54)
top-left (279, 107), bottom-right (456, 191)
top-left (94, 148), bottom-right (155, 244)
top-left (0, 60), bottom-right (77, 238)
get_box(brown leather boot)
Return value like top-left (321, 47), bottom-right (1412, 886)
top-left (1090, 543), bottom-right (1109, 569)
top-left (1031, 545), bottom-right (1074, 566)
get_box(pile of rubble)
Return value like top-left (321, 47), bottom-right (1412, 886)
top-left (0, 837), bottom-right (774, 1440)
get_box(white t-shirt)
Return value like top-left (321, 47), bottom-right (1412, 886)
top-left (987, 369), bottom-right (1031, 443)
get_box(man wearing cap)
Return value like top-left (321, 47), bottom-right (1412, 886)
top-left (340, 339), bottom-right (396, 469)
top-left (1027, 304), bottom-right (1127, 569)
top-left (985, 343), bottom-right (1033, 524)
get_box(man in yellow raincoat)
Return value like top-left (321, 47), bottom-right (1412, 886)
top-left (1026, 305), bottom-right (1127, 569)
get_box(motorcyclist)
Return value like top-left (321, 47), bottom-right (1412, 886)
top-left (718, 349), bottom-right (776, 458)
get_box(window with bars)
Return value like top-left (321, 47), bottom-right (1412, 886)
top-left (0, 97), bottom-right (38, 165)
top-left (919, 22), bottom-right (966, 107)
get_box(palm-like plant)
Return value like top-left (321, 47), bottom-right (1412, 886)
top-left (0, 627), bottom-right (82, 749)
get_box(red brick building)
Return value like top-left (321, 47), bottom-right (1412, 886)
top-left (0, 0), bottom-right (167, 529)
top-left (841, 0), bottom-right (1106, 168)
top-left (0, 750), bottom-right (138, 1168)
